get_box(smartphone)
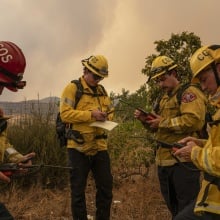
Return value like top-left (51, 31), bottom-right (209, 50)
top-left (137, 108), bottom-right (156, 119)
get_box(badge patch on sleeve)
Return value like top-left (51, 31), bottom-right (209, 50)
top-left (181, 92), bottom-right (197, 103)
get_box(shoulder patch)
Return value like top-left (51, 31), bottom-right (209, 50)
top-left (181, 92), bottom-right (197, 103)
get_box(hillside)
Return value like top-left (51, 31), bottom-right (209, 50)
top-left (0, 96), bottom-right (59, 116)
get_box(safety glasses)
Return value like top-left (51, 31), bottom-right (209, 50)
top-left (91, 72), bottom-right (104, 81)
top-left (154, 74), bottom-right (168, 83)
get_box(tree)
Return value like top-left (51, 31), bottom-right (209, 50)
top-left (110, 85), bottom-right (149, 121)
top-left (142, 31), bottom-right (202, 107)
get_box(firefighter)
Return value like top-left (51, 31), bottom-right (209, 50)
top-left (134, 55), bottom-right (207, 218)
top-left (174, 45), bottom-right (220, 220)
top-left (60, 55), bottom-right (114, 220)
top-left (0, 41), bottom-right (35, 219)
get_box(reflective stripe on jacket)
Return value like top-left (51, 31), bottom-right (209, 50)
top-left (156, 84), bottom-right (207, 166)
top-left (191, 98), bottom-right (220, 215)
top-left (60, 76), bottom-right (113, 155)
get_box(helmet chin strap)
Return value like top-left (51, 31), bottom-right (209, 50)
top-left (0, 81), bottom-right (26, 89)
top-left (0, 67), bottom-right (23, 81)
top-left (211, 63), bottom-right (220, 86)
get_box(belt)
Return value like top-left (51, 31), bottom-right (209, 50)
top-left (204, 173), bottom-right (220, 190)
top-left (95, 134), bottom-right (108, 139)
top-left (198, 173), bottom-right (220, 207)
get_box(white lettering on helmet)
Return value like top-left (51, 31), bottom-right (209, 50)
top-left (90, 56), bottom-right (98, 63)
top-left (162, 57), bottom-right (172, 64)
top-left (197, 50), bottom-right (210, 61)
top-left (0, 43), bottom-right (13, 63)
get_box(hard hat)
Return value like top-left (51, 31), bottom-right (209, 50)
top-left (190, 45), bottom-right (220, 85)
top-left (190, 46), bottom-right (214, 80)
top-left (82, 55), bottom-right (108, 78)
top-left (208, 45), bottom-right (220, 63)
top-left (0, 41), bottom-right (26, 92)
top-left (208, 45), bottom-right (220, 86)
top-left (150, 55), bottom-right (177, 80)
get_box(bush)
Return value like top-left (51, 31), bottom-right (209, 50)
top-left (3, 102), bottom-right (155, 189)
top-left (6, 108), bottom-right (69, 189)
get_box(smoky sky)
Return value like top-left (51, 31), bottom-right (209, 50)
top-left (0, 0), bottom-right (219, 102)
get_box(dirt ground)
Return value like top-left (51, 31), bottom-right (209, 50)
top-left (2, 165), bottom-right (171, 220)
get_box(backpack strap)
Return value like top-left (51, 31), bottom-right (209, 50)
top-left (57, 79), bottom-right (108, 147)
top-left (197, 172), bottom-right (220, 207)
top-left (176, 83), bottom-right (190, 105)
top-left (209, 120), bottom-right (220, 127)
top-left (71, 79), bottom-right (108, 108)
top-left (71, 79), bottom-right (83, 109)
top-left (97, 84), bottom-right (108, 96)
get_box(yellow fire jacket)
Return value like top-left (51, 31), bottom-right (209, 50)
top-left (0, 129), bottom-right (24, 163)
top-left (191, 87), bottom-right (220, 215)
top-left (155, 84), bottom-right (207, 166)
top-left (60, 76), bottom-right (113, 155)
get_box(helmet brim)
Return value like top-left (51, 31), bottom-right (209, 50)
top-left (192, 60), bottom-right (214, 80)
top-left (151, 64), bottom-right (177, 80)
top-left (82, 61), bottom-right (108, 78)
top-left (151, 71), bottom-right (166, 80)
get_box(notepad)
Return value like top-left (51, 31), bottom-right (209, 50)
top-left (89, 121), bottom-right (118, 131)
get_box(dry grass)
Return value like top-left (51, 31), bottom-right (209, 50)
top-left (1, 165), bottom-right (171, 220)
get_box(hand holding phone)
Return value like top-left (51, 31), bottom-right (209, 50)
top-left (137, 108), bottom-right (156, 120)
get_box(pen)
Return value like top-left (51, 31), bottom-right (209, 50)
top-left (107, 110), bottom-right (114, 115)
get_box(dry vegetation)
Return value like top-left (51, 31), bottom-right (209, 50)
top-left (1, 165), bottom-right (171, 220)
top-left (1, 103), bottom-right (172, 219)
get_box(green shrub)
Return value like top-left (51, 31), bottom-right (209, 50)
top-left (6, 109), bottom-right (69, 189)
top-left (4, 103), bottom-right (155, 189)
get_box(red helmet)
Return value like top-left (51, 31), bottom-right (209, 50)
top-left (0, 41), bottom-right (26, 92)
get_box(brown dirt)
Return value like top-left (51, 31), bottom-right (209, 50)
top-left (2, 165), bottom-right (171, 220)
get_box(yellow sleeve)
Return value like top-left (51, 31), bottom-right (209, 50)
top-left (60, 83), bottom-right (93, 124)
top-left (0, 130), bottom-right (23, 163)
top-left (159, 86), bottom-right (207, 133)
top-left (191, 124), bottom-right (220, 177)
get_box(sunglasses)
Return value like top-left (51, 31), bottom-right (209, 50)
top-left (91, 72), bottom-right (104, 81)
top-left (154, 74), bottom-right (168, 83)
